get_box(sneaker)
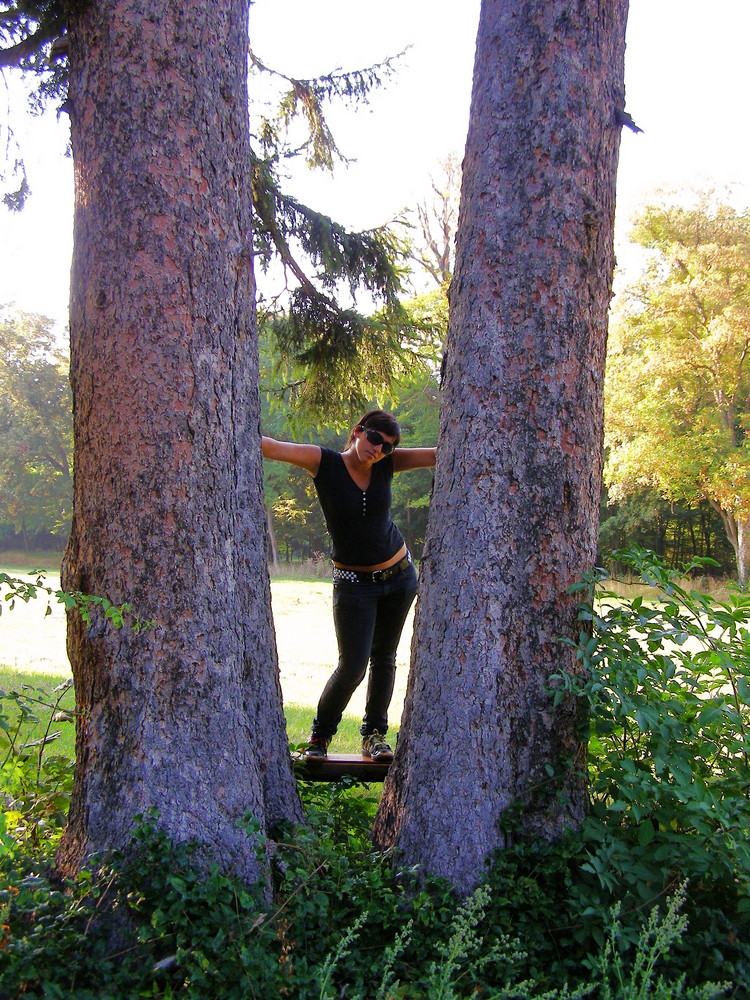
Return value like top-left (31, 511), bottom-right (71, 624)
top-left (362, 730), bottom-right (393, 762)
top-left (304, 735), bottom-right (330, 760)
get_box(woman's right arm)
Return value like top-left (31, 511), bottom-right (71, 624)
top-left (261, 436), bottom-right (322, 476)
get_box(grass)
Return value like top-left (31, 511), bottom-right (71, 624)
top-left (6, 550), bottom-right (729, 756)
top-left (0, 673), bottom-right (367, 763)
top-left (1, 553), bottom-right (412, 756)
top-left (284, 703), bottom-right (382, 753)
top-left (0, 666), bottom-right (76, 760)
top-left (0, 549), bottom-right (64, 574)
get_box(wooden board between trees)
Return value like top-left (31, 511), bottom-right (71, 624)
top-left (293, 752), bottom-right (392, 782)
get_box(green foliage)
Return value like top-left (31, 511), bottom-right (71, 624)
top-left (0, 784), bottom-right (731, 998)
top-left (0, 668), bottom-right (75, 754)
top-left (560, 548), bottom-right (750, 888)
top-left (269, 298), bottom-right (412, 425)
top-left (0, 308), bottom-right (72, 545)
top-left (0, 678), bottom-right (73, 855)
top-left (252, 143), bottom-right (413, 425)
top-left (593, 885), bottom-right (727, 999)
top-left (548, 548), bottom-right (750, 986)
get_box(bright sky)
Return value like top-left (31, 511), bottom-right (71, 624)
top-left (1, 0), bottom-right (749, 330)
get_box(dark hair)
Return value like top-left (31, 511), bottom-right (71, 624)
top-left (345, 409), bottom-right (401, 448)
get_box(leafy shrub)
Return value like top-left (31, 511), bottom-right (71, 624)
top-left (549, 548), bottom-right (750, 987)
top-left (0, 680), bottom-right (74, 856)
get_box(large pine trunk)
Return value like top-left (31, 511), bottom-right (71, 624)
top-left (374, 0), bottom-right (629, 892)
top-left (58, 0), bottom-right (302, 881)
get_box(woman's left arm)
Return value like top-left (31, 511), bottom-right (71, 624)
top-left (392, 447), bottom-right (437, 472)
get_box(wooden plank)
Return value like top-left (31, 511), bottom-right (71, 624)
top-left (293, 752), bottom-right (392, 782)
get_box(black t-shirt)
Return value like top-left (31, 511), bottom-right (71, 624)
top-left (313, 447), bottom-right (405, 565)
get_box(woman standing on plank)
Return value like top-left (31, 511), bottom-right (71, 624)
top-left (262, 410), bottom-right (436, 761)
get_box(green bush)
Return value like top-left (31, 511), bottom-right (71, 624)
top-left (0, 680), bottom-right (74, 856)
top-left (549, 548), bottom-right (750, 986)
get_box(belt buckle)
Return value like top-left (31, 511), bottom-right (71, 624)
top-left (371, 568), bottom-right (385, 583)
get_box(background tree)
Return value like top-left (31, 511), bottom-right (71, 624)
top-left (0, 307), bottom-right (72, 548)
top-left (599, 489), bottom-right (734, 575)
top-left (412, 152), bottom-right (461, 288)
top-left (605, 193), bottom-right (750, 583)
top-left (374, 0), bottom-right (630, 892)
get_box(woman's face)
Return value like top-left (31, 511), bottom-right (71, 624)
top-left (353, 426), bottom-right (398, 465)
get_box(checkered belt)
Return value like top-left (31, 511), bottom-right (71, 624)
top-left (332, 554), bottom-right (411, 585)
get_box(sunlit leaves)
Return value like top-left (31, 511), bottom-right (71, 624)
top-left (605, 193), bottom-right (750, 574)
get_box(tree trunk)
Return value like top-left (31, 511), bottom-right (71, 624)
top-left (266, 507), bottom-right (279, 567)
top-left (373, 0), bottom-right (629, 892)
top-left (59, 0), bottom-right (302, 882)
top-left (709, 499), bottom-right (746, 584)
top-left (736, 514), bottom-right (750, 587)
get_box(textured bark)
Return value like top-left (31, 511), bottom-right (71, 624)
top-left (58, 0), bottom-right (303, 882)
top-left (373, 0), bottom-right (629, 892)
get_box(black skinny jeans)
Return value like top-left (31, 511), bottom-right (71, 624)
top-left (312, 560), bottom-right (418, 740)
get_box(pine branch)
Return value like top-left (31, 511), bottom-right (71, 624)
top-left (249, 47), bottom-right (405, 171)
top-left (0, 21), bottom-right (58, 68)
top-left (251, 155), bottom-right (405, 308)
top-left (249, 48), bottom-right (404, 106)
top-left (0, 1), bottom-right (66, 70)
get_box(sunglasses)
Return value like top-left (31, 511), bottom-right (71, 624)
top-left (362, 427), bottom-right (396, 455)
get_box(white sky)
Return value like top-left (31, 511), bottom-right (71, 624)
top-left (1, 0), bottom-right (749, 330)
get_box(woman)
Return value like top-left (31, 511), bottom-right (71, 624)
top-left (262, 410), bottom-right (436, 760)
